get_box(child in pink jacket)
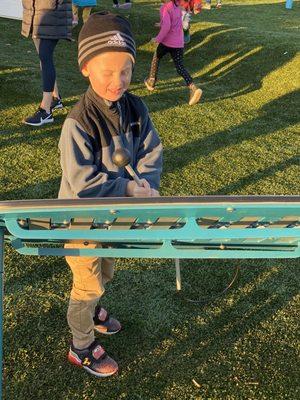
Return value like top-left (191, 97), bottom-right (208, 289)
top-left (144, 0), bottom-right (202, 105)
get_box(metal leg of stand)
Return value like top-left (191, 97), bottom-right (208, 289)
top-left (0, 229), bottom-right (4, 400)
top-left (175, 258), bottom-right (181, 291)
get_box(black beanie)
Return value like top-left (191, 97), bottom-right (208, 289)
top-left (78, 11), bottom-right (136, 71)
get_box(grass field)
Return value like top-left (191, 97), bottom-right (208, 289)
top-left (0, 0), bottom-right (299, 399)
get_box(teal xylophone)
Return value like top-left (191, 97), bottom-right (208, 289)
top-left (0, 195), bottom-right (300, 397)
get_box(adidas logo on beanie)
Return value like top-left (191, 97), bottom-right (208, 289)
top-left (108, 33), bottom-right (127, 47)
top-left (78, 11), bottom-right (136, 71)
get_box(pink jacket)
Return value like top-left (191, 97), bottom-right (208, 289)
top-left (155, 1), bottom-right (184, 48)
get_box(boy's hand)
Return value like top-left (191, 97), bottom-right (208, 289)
top-left (151, 189), bottom-right (160, 197)
top-left (126, 179), bottom-right (152, 197)
top-left (151, 37), bottom-right (157, 43)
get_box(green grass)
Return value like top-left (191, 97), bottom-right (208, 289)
top-left (0, 0), bottom-right (300, 399)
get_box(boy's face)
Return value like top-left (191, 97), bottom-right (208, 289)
top-left (82, 52), bottom-right (133, 102)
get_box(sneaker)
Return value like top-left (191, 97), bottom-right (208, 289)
top-left (188, 85), bottom-right (203, 106)
top-left (51, 96), bottom-right (64, 111)
top-left (112, 3), bottom-right (119, 8)
top-left (144, 78), bottom-right (155, 91)
top-left (23, 108), bottom-right (54, 126)
top-left (93, 306), bottom-right (122, 335)
top-left (119, 2), bottom-right (132, 9)
top-left (68, 340), bottom-right (118, 378)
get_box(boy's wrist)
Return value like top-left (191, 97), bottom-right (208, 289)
top-left (126, 180), bottom-right (135, 196)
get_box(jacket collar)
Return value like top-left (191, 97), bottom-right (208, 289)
top-left (86, 85), bottom-right (125, 115)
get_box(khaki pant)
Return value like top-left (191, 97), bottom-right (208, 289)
top-left (65, 243), bottom-right (114, 349)
top-left (72, 5), bottom-right (92, 24)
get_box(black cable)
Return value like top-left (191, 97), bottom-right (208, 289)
top-left (176, 264), bottom-right (240, 305)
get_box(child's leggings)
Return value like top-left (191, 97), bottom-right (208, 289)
top-left (149, 43), bottom-right (193, 86)
top-left (33, 38), bottom-right (59, 92)
top-left (72, 4), bottom-right (92, 23)
top-left (65, 242), bottom-right (115, 349)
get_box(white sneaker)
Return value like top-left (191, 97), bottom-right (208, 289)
top-left (189, 86), bottom-right (203, 106)
top-left (24, 108), bottom-right (54, 126)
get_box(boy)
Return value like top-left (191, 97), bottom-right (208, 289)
top-left (58, 12), bottom-right (163, 377)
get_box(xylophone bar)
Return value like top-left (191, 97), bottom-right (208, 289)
top-left (0, 195), bottom-right (300, 399)
top-left (0, 196), bottom-right (299, 259)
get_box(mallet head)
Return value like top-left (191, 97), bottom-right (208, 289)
top-left (112, 148), bottom-right (131, 168)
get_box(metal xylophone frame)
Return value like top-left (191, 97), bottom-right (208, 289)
top-left (0, 195), bottom-right (300, 398)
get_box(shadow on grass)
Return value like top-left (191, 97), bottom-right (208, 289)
top-left (162, 89), bottom-right (300, 174)
top-left (3, 256), bottom-right (299, 399)
top-left (0, 177), bottom-right (61, 201)
top-left (1, 1), bottom-right (299, 116)
top-left (214, 155), bottom-right (300, 195)
top-left (0, 104), bottom-right (77, 154)
top-left (138, 25), bottom-right (297, 109)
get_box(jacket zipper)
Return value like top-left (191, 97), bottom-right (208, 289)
top-left (116, 101), bottom-right (122, 134)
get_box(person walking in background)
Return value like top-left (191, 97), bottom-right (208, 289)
top-left (72, 0), bottom-right (97, 27)
top-left (180, 0), bottom-right (202, 44)
top-left (145, 0), bottom-right (202, 106)
top-left (202, 0), bottom-right (222, 10)
top-left (21, 0), bottom-right (72, 126)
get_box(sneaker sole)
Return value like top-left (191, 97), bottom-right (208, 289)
top-left (189, 88), bottom-right (203, 106)
top-left (52, 104), bottom-right (64, 110)
top-left (94, 326), bottom-right (121, 335)
top-left (68, 350), bottom-right (118, 378)
top-left (24, 117), bottom-right (54, 127)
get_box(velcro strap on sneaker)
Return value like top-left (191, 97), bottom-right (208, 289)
top-left (92, 344), bottom-right (106, 360)
top-left (98, 308), bottom-right (108, 322)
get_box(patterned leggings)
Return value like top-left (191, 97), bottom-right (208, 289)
top-left (149, 43), bottom-right (193, 86)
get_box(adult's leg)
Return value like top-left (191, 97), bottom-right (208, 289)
top-left (33, 38), bottom-right (59, 113)
top-left (52, 81), bottom-right (60, 99)
top-left (82, 7), bottom-right (92, 23)
top-left (72, 3), bottom-right (79, 25)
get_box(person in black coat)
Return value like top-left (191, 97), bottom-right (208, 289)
top-left (21, 0), bottom-right (73, 126)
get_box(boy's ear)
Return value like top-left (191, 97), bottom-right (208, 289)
top-left (81, 63), bottom-right (89, 77)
